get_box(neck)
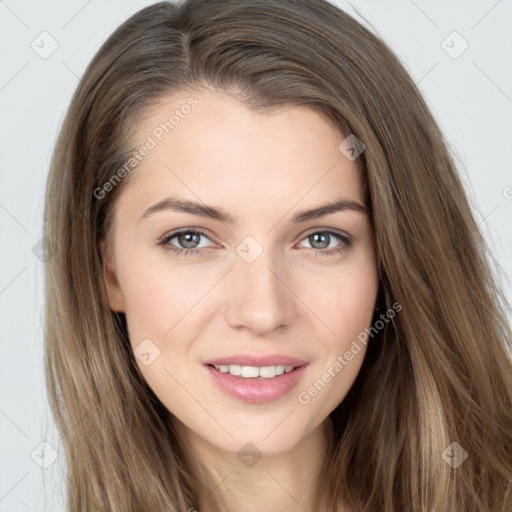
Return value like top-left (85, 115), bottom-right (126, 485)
top-left (175, 416), bottom-right (336, 512)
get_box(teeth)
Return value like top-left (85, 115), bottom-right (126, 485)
top-left (213, 364), bottom-right (296, 378)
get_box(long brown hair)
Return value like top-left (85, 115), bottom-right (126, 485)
top-left (43, 1), bottom-right (512, 510)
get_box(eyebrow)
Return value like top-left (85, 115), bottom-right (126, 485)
top-left (140, 196), bottom-right (369, 224)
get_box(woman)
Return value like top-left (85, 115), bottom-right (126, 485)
top-left (43, 0), bottom-right (512, 510)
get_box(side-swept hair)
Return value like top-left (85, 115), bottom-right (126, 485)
top-left (43, 1), bottom-right (512, 510)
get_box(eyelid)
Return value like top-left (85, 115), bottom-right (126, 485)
top-left (159, 227), bottom-right (218, 244)
top-left (296, 226), bottom-right (352, 243)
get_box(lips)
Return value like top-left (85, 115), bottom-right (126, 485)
top-left (202, 353), bottom-right (309, 403)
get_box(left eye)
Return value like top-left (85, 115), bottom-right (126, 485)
top-left (297, 231), bottom-right (350, 252)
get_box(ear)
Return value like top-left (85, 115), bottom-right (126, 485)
top-left (99, 240), bottom-right (126, 313)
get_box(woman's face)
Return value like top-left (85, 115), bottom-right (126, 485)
top-left (102, 88), bottom-right (378, 455)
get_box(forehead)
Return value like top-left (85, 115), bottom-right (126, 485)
top-left (118, 88), bottom-right (364, 219)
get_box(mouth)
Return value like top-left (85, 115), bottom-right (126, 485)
top-left (203, 358), bottom-right (309, 404)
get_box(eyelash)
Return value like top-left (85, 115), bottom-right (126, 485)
top-left (158, 227), bottom-right (352, 258)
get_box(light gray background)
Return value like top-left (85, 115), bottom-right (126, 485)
top-left (1, 1), bottom-right (511, 510)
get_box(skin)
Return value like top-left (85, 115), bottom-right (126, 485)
top-left (101, 87), bottom-right (378, 512)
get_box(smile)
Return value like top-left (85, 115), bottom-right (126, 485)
top-left (204, 363), bottom-right (309, 403)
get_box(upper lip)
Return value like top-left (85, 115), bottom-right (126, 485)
top-left (204, 354), bottom-right (308, 367)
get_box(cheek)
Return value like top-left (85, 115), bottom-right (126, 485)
top-left (330, 264), bottom-right (378, 372)
top-left (295, 253), bottom-right (378, 412)
top-left (304, 253), bottom-right (378, 342)
top-left (116, 260), bottom-right (200, 404)
top-left (118, 255), bottom-right (208, 342)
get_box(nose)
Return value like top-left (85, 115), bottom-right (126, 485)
top-left (225, 248), bottom-right (298, 336)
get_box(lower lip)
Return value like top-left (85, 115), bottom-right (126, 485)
top-left (204, 364), bottom-right (308, 404)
